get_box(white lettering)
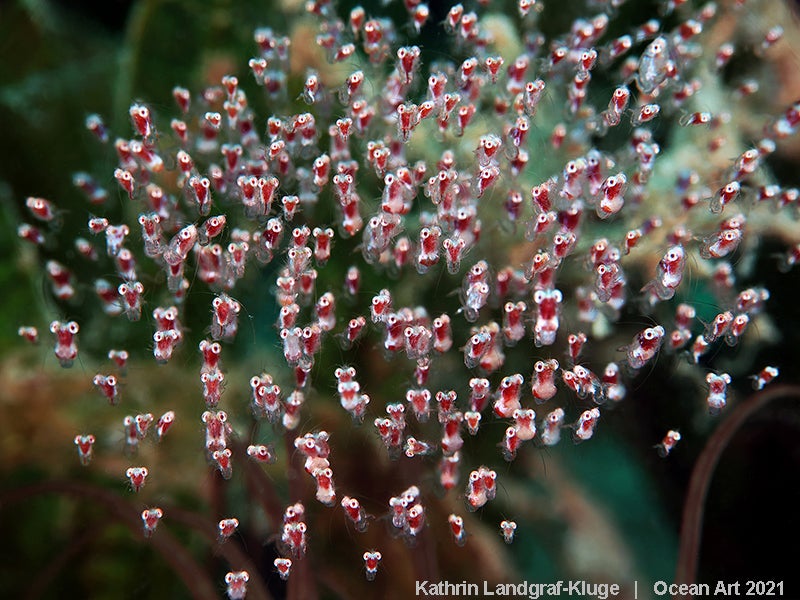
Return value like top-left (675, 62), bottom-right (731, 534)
top-left (654, 582), bottom-right (711, 598)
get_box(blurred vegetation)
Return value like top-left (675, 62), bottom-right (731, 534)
top-left (2, 0), bottom-right (800, 599)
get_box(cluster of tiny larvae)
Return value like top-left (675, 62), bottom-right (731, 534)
top-left (15, 0), bottom-right (797, 593)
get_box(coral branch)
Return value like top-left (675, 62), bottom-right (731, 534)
top-left (674, 384), bottom-right (800, 594)
top-left (0, 481), bottom-right (219, 600)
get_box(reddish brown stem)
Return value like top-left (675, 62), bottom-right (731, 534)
top-left (165, 506), bottom-right (272, 600)
top-left (0, 480), bottom-right (219, 599)
top-left (24, 525), bottom-right (100, 600)
top-left (232, 437), bottom-right (285, 526)
top-left (674, 384), bottom-right (800, 597)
